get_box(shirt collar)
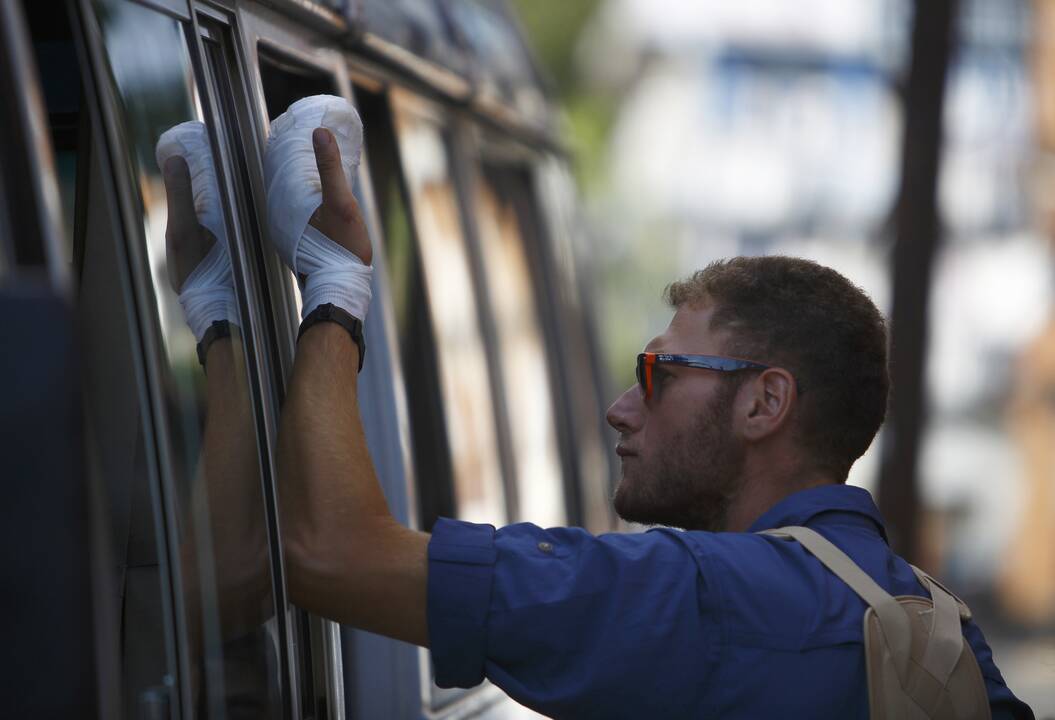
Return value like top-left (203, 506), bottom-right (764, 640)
top-left (745, 484), bottom-right (888, 542)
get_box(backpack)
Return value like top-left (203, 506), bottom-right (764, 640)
top-left (761, 526), bottom-right (991, 720)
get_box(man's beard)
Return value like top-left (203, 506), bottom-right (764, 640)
top-left (613, 380), bottom-right (746, 531)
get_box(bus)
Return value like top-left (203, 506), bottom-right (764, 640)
top-left (1, 0), bottom-right (615, 717)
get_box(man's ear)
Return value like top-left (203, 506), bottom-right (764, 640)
top-left (741, 368), bottom-right (796, 441)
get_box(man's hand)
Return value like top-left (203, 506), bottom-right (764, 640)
top-left (162, 155), bottom-right (216, 293)
top-left (308, 127), bottom-right (372, 266)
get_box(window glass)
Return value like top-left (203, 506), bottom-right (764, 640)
top-left (91, 1), bottom-right (280, 715)
top-left (27, 3), bottom-right (177, 714)
top-left (472, 163), bottom-right (565, 527)
top-left (392, 100), bottom-right (507, 525)
top-left (536, 158), bottom-right (613, 532)
top-left (356, 86), bottom-right (457, 531)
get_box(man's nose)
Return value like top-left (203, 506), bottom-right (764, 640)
top-left (606, 385), bottom-right (644, 433)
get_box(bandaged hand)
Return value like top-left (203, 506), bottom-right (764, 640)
top-left (264, 95), bottom-right (373, 322)
top-left (156, 121), bottom-right (238, 342)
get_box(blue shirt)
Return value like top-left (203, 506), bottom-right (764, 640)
top-left (427, 484), bottom-right (1034, 719)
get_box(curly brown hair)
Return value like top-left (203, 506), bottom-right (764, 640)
top-left (665, 256), bottom-right (889, 480)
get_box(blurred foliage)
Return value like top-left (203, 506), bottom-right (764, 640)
top-left (510, 0), bottom-right (665, 398)
top-left (510, 0), bottom-right (618, 191)
top-left (510, 0), bottom-right (600, 96)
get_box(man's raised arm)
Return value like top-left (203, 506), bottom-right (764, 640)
top-left (277, 127), bottom-right (430, 647)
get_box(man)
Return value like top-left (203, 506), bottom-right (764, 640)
top-left (278, 127), bottom-right (1034, 718)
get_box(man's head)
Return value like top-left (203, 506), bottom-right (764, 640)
top-left (606, 256), bottom-right (889, 531)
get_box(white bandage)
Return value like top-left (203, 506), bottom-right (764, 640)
top-left (155, 121), bottom-right (238, 342)
top-left (155, 121), bottom-right (227, 248)
top-left (177, 241), bottom-right (239, 341)
top-left (299, 225), bottom-right (373, 321)
top-left (263, 94), bottom-right (364, 274)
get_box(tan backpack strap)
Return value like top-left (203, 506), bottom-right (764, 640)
top-left (911, 570), bottom-right (966, 687)
top-left (922, 575), bottom-right (964, 686)
top-left (762, 526), bottom-right (912, 684)
top-left (911, 565), bottom-right (972, 621)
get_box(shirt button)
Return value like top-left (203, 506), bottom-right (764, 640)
top-left (537, 541), bottom-right (554, 553)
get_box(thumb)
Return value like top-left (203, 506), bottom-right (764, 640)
top-left (313, 127), bottom-right (351, 206)
top-left (310, 126), bottom-right (372, 265)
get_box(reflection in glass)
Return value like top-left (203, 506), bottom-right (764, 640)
top-left (394, 104), bottom-right (507, 524)
top-left (473, 166), bottom-right (565, 527)
top-left (92, 1), bottom-right (279, 716)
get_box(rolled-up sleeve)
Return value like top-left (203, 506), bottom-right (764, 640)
top-left (427, 519), bottom-right (719, 718)
top-left (427, 518), bottom-right (498, 687)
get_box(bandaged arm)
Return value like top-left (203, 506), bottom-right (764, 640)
top-left (264, 95), bottom-right (373, 322)
top-left (155, 121), bottom-right (238, 342)
top-left (270, 114), bottom-right (428, 647)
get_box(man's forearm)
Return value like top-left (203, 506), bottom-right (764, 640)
top-left (278, 321), bottom-right (429, 646)
top-left (200, 337), bottom-right (272, 633)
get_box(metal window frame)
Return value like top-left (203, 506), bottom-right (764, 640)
top-left (218, 4), bottom-right (380, 718)
top-left (198, 4), bottom-right (335, 718)
top-left (190, 8), bottom-right (307, 718)
top-left (345, 42), bottom-right (567, 161)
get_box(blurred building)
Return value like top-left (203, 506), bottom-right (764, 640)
top-left (996, 0), bottom-right (1055, 628)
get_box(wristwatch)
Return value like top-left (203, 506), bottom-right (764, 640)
top-left (298, 302), bottom-right (366, 372)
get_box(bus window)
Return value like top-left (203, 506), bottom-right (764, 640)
top-left (87, 0), bottom-right (280, 715)
top-left (389, 93), bottom-right (508, 527)
top-left (258, 45), bottom-right (339, 123)
top-left (357, 84), bottom-right (509, 712)
top-left (356, 85), bottom-right (457, 531)
top-left (470, 160), bottom-right (566, 527)
top-left (535, 160), bottom-right (615, 533)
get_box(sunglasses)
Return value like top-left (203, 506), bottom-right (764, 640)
top-left (635, 352), bottom-right (771, 400)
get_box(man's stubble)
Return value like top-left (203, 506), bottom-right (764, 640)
top-left (613, 379), bottom-right (746, 532)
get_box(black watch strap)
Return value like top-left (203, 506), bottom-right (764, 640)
top-left (197, 320), bottom-right (233, 367)
top-left (298, 303), bottom-right (366, 372)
